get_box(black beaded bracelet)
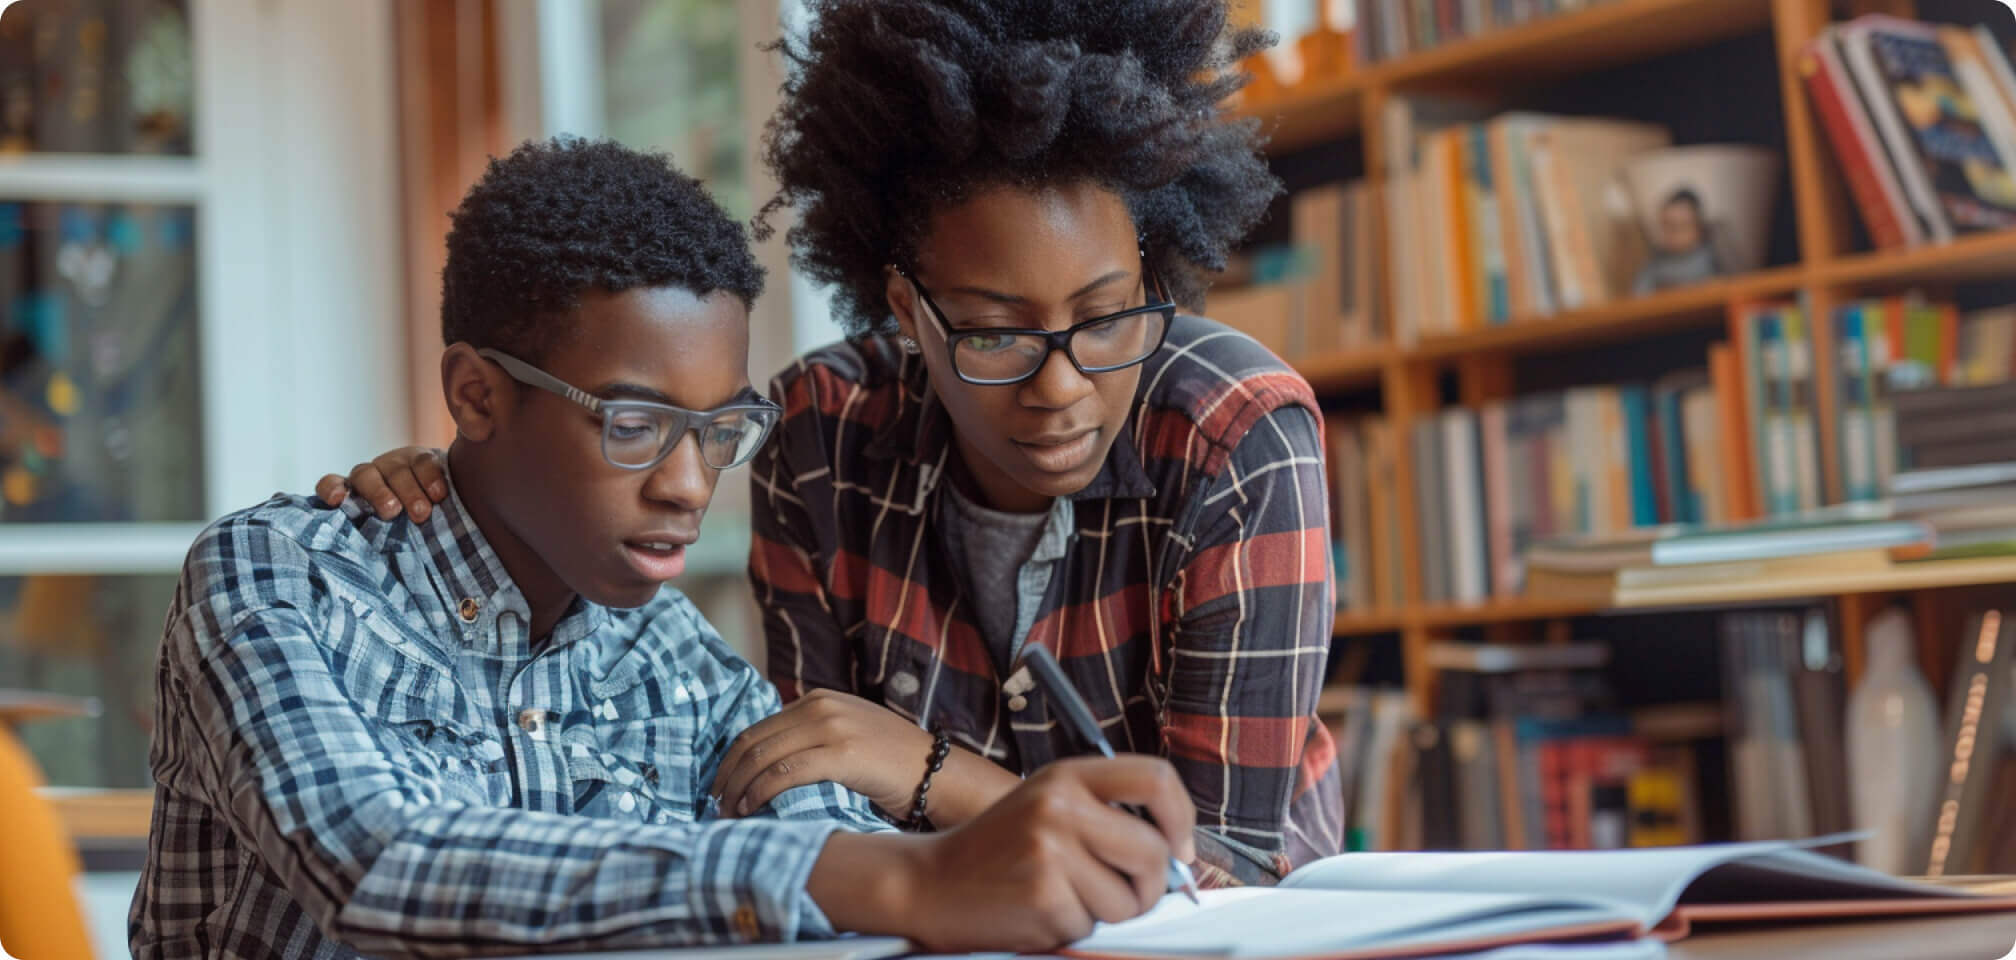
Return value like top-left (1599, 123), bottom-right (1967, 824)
top-left (903, 731), bottom-right (953, 831)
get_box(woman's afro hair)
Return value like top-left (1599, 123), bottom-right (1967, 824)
top-left (757, 0), bottom-right (1279, 336)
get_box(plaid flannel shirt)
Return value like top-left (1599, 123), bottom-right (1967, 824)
top-left (750, 314), bottom-right (1344, 886)
top-left (132, 487), bottom-right (888, 960)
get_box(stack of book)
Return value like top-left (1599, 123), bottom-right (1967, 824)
top-left (1354, 0), bottom-right (1623, 68)
top-left (1801, 15), bottom-right (2016, 250)
top-left (1521, 505), bottom-right (1926, 606)
top-left (1381, 98), bottom-right (1676, 342)
top-left (1212, 179), bottom-right (1380, 362)
top-left (1332, 641), bottom-right (1713, 852)
top-left (1891, 460), bottom-right (2016, 561)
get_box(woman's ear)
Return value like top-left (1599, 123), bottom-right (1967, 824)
top-left (440, 343), bottom-right (505, 443)
top-left (885, 265), bottom-right (922, 343)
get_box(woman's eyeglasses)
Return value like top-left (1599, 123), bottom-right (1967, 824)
top-left (898, 264), bottom-right (1176, 386)
top-left (478, 348), bottom-right (782, 471)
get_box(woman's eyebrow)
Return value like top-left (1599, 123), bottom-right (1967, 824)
top-left (943, 269), bottom-right (1134, 305)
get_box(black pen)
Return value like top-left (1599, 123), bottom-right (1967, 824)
top-left (1016, 644), bottom-right (1203, 904)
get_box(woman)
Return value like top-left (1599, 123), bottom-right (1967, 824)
top-left (322, 0), bottom-right (1342, 886)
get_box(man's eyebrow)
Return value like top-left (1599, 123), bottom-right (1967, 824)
top-left (591, 381), bottom-right (764, 408)
top-left (942, 269), bottom-right (1134, 307)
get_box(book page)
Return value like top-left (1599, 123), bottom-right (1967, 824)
top-left (1070, 888), bottom-right (1631, 959)
top-left (1277, 842), bottom-right (1807, 926)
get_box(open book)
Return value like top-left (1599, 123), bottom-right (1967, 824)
top-left (1068, 840), bottom-right (2016, 960)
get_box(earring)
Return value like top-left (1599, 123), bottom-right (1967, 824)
top-left (899, 336), bottom-right (921, 356)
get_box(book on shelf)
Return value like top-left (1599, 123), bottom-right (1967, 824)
top-left (1326, 416), bottom-right (1405, 613)
top-left (1923, 608), bottom-right (2015, 877)
top-left (1803, 16), bottom-right (2016, 248)
top-left (1069, 839), bottom-right (2016, 960)
top-left (1216, 180), bottom-right (1381, 362)
top-left (1380, 98), bottom-right (1673, 341)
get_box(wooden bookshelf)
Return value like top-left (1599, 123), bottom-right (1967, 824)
top-left (1244, 0), bottom-right (1776, 150)
top-left (1408, 267), bottom-right (1802, 362)
top-left (1240, 0), bottom-right (2016, 718)
top-left (1299, 343), bottom-right (1393, 391)
top-left (1823, 229), bottom-right (2016, 291)
top-left (1255, 76), bottom-right (1365, 153)
top-left (1366, 0), bottom-right (1772, 90)
top-left (1333, 608), bottom-right (1408, 636)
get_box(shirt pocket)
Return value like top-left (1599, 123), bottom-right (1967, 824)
top-left (378, 694), bottom-right (513, 808)
top-left (559, 723), bottom-right (696, 825)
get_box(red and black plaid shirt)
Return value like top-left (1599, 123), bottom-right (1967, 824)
top-left (749, 315), bottom-right (1343, 884)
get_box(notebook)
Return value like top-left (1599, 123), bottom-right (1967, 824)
top-left (1068, 840), bottom-right (2016, 960)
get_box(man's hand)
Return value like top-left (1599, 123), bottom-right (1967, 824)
top-left (808, 755), bottom-right (1197, 953)
top-left (315, 447), bottom-right (447, 522)
top-left (715, 689), bottom-right (939, 819)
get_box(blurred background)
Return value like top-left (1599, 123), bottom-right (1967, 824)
top-left (0, 1), bottom-right (844, 953)
top-left (8, 0), bottom-right (2016, 956)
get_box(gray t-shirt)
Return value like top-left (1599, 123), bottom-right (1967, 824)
top-left (940, 480), bottom-right (1073, 672)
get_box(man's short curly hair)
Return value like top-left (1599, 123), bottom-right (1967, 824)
top-left (442, 137), bottom-right (765, 359)
top-left (758, 0), bottom-right (1278, 337)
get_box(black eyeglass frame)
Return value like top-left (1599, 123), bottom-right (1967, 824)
top-left (896, 260), bottom-right (1178, 387)
top-left (476, 347), bottom-right (783, 471)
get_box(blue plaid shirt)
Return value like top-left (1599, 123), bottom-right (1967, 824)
top-left (131, 485), bottom-right (890, 959)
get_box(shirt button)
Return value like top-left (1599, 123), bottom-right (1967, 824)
top-left (517, 708), bottom-right (549, 736)
top-left (618, 791), bottom-right (637, 813)
top-left (733, 904), bottom-right (760, 940)
top-left (1007, 694), bottom-right (1029, 712)
top-left (458, 597), bottom-right (480, 622)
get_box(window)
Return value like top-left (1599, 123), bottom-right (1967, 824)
top-left (0, 0), bottom-right (405, 790)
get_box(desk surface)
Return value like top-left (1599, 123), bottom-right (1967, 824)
top-left (1670, 912), bottom-right (2016, 959)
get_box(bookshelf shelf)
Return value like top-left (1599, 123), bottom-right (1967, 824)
top-left (1298, 343), bottom-right (1393, 391)
top-left (1341, 557), bottom-right (2016, 641)
top-left (1237, 0), bottom-right (1777, 152)
top-left (1333, 608), bottom-right (1409, 636)
top-left (1247, 77), bottom-right (1365, 153)
top-left (1822, 229), bottom-right (2016, 292)
top-left (1612, 555), bottom-right (2016, 610)
top-left (1413, 595), bottom-right (1609, 628)
top-left (1364, 0), bottom-right (1773, 92)
top-left (1409, 267), bottom-right (1804, 361)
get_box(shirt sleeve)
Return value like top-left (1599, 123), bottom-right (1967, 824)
top-left (162, 517), bottom-right (851, 958)
top-left (1161, 404), bottom-right (1334, 884)
top-left (748, 372), bottom-right (860, 703)
top-left (692, 625), bottom-right (896, 836)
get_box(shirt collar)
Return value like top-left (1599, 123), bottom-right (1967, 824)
top-left (863, 337), bottom-right (1157, 502)
top-left (399, 464), bottom-right (610, 650)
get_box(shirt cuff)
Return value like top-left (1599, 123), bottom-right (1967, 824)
top-left (688, 817), bottom-right (843, 942)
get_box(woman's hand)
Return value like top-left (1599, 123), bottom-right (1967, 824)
top-left (315, 447), bottom-right (448, 522)
top-left (714, 688), bottom-right (1018, 825)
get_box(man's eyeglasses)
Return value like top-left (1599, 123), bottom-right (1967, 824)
top-left (478, 348), bottom-right (782, 471)
top-left (898, 264), bottom-right (1176, 386)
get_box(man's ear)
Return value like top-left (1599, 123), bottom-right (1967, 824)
top-left (441, 343), bottom-right (507, 443)
top-left (884, 265), bottom-right (922, 343)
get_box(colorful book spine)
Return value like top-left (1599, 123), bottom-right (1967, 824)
top-left (1620, 386), bottom-right (1659, 528)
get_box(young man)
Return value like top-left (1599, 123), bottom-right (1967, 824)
top-left (133, 139), bottom-right (1193, 960)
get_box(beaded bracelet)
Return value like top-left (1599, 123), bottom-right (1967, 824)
top-left (903, 731), bottom-right (953, 831)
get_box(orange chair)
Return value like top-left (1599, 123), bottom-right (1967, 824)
top-left (0, 697), bottom-right (98, 960)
